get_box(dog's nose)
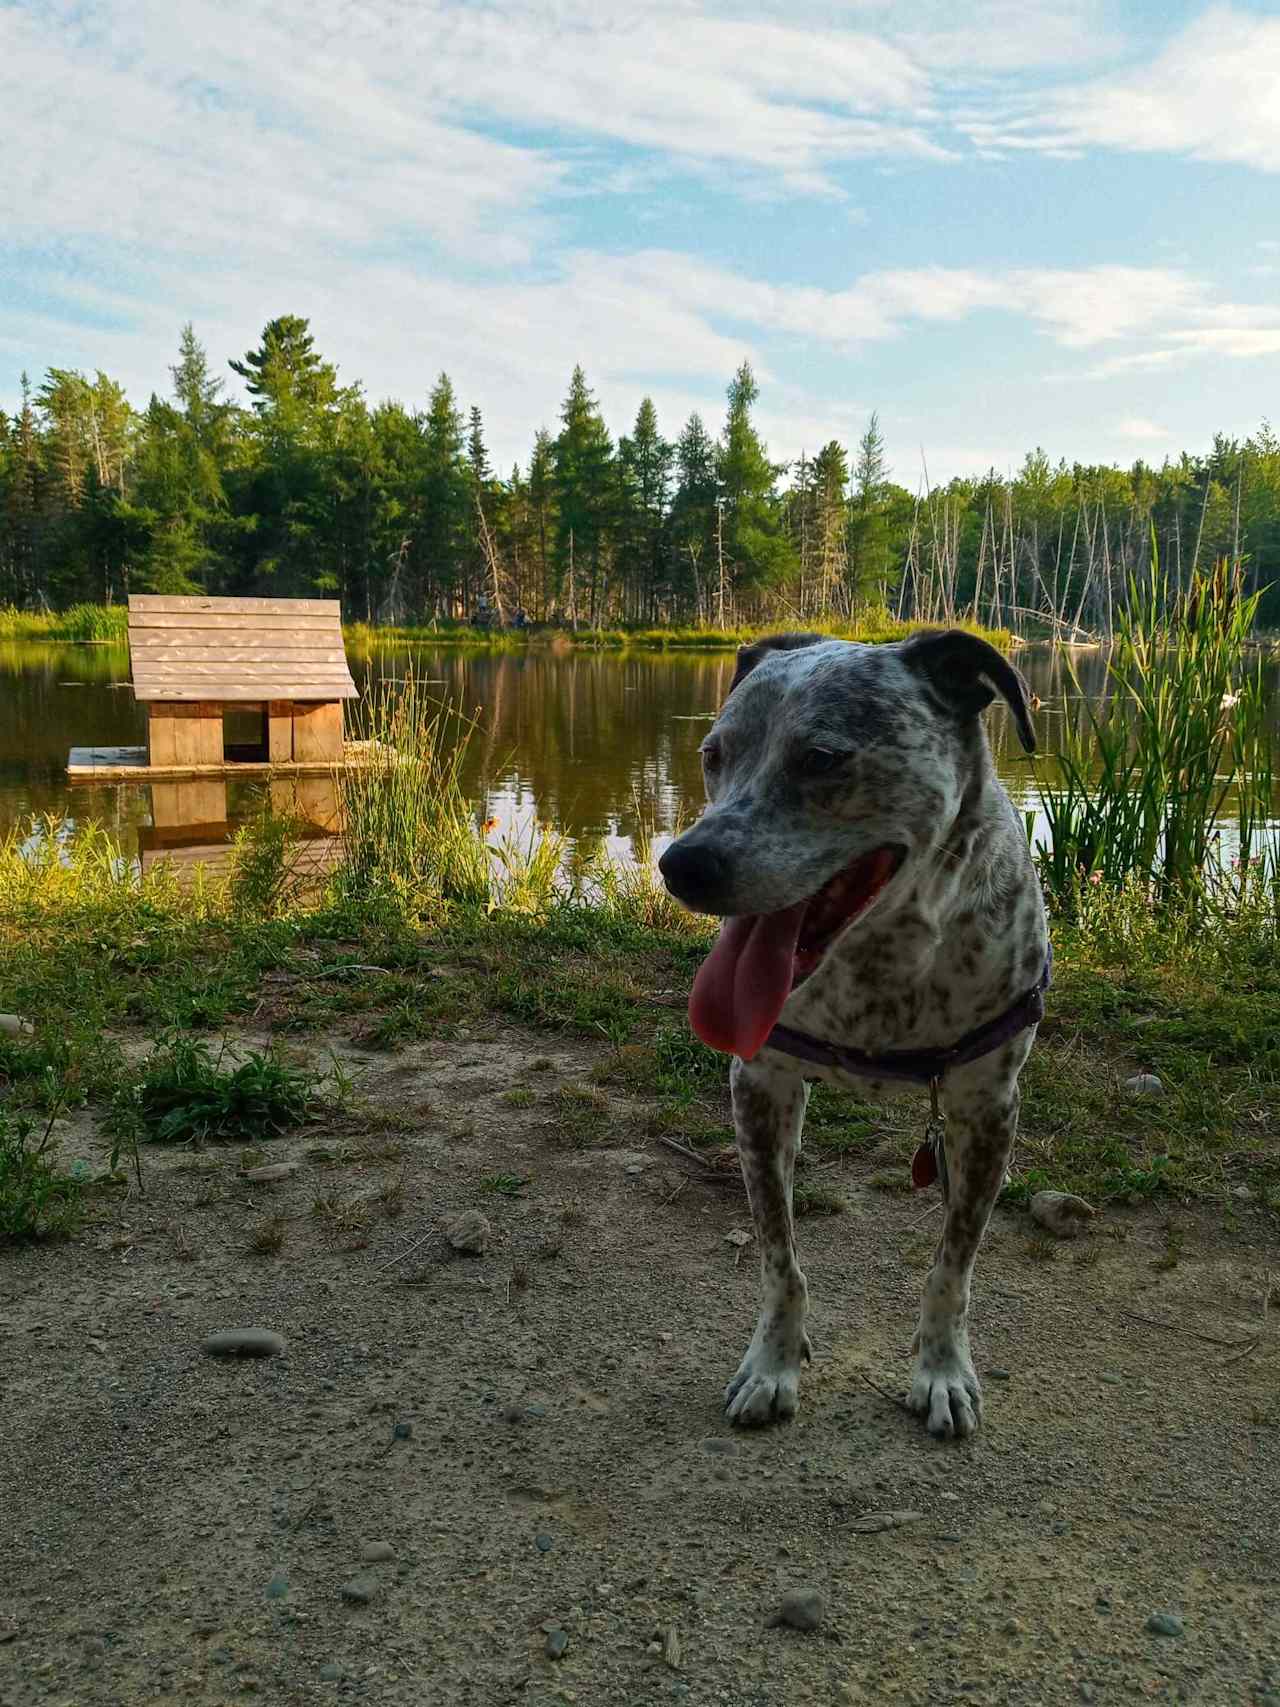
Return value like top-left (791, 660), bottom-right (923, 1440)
top-left (658, 840), bottom-right (729, 909)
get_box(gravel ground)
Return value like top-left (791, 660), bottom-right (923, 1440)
top-left (2, 1026), bottom-right (1278, 1707)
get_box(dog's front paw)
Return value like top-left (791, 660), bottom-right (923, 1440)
top-left (724, 1327), bottom-right (813, 1426)
top-left (908, 1351), bottom-right (982, 1440)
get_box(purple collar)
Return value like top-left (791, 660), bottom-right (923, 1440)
top-left (763, 944), bottom-right (1052, 1086)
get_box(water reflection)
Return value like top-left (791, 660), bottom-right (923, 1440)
top-left (137, 778), bottom-right (343, 891)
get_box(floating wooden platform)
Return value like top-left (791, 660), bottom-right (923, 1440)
top-left (66, 742), bottom-right (376, 783)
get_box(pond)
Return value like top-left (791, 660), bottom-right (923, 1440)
top-left (2, 639), bottom-right (1277, 867)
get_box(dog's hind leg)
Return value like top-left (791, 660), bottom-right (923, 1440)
top-left (723, 1056), bottom-right (812, 1426)
top-left (908, 1047), bottom-right (1029, 1439)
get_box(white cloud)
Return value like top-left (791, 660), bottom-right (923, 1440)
top-left (965, 5), bottom-right (1280, 172)
top-left (1116, 416), bottom-right (1171, 441)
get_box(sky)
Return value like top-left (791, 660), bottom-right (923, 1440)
top-left (2, 0), bottom-right (1279, 486)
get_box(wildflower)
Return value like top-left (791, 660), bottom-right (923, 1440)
top-left (482, 817), bottom-right (499, 833)
top-left (1089, 871), bottom-right (1102, 885)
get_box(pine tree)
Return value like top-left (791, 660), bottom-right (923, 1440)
top-left (668, 413), bottom-right (717, 622)
top-left (617, 397), bottom-right (673, 622)
top-left (811, 440), bottom-right (849, 615)
top-left (553, 367), bottom-right (615, 627)
top-left (526, 429), bottom-right (557, 621)
top-left (419, 374), bottom-right (468, 618)
top-left (230, 315), bottom-right (338, 414)
top-left (848, 411), bottom-right (894, 607)
top-left (716, 363), bottom-right (795, 619)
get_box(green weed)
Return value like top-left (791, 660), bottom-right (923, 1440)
top-left (0, 1107), bottom-right (85, 1242)
top-left (112, 1033), bottom-right (322, 1147)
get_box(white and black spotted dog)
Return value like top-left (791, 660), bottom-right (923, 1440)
top-left (658, 630), bottom-right (1049, 1440)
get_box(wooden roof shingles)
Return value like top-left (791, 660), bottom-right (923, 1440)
top-left (127, 595), bottom-right (359, 703)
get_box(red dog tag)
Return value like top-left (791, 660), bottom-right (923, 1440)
top-left (911, 1142), bottom-right (938, 1190)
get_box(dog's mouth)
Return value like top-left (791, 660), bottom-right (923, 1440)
top-left (688, 844), bottom-right (904, 1061)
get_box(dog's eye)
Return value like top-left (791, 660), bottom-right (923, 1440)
top-left (700, 742), bottom-right (722, 771)
top-left (801, 747), bottom-right (841, 775)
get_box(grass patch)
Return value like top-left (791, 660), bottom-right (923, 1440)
top-left (793, 1180), bottom-right (847, 1217)
top-left (482, 1172), bottom-right (529, 1197)
top-left (112, 1034), bottom-right (323, 1148)
top-left (544, 1083), bottom-right (612, 1148)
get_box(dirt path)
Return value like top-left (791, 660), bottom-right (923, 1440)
top-left (2, 1024), bottom-right (1278, 1707)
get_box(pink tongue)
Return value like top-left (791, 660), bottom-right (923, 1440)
top-left (689, 903), bottom-right (807, 1060)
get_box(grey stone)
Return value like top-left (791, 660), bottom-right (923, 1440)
top-left (535, 1533), bottom-right (554, 1553)
top-left (445, 1209), bottom-right (491, 1254)
top-left (767, 1588), bottom-right (825, 1632)
top-left (1100, 1372), bottom-right (1122, 1386)
top-left (1124, 1072), bottom-right (1164, 1098)
top-left (340, 1576), bottom-right (377, 1606)
top-left (201, 1329), bottom-right (286, 1359)
top-left (265, 1571), bottom-right (288, 1600)
top-left (701, 1437), bottom-right (738, 1455)
top-left (392, 1421), bottom-right (413, 1440)
top-left (319, 1662), bottom-right (341, 1681)
top-left (545, 1629), bottom-right (569, 1660)
top-left (987, 1367), bottom-right (1011, 1381)
top-left (1030, 1190), bottom-right (1096, 1238)
top-left (359, 1542), bottom-right (394, 1563)
top-left (1146, 1612), bottom-right (1184, 1638)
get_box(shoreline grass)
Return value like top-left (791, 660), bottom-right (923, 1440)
top-left (0, 603), bottom-right (130, 643)
top-left (1, 602), bottom-right (1011, 654)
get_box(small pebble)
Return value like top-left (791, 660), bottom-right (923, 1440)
top-left (359, 1542), bottom-right (394, 1563)
top-left (201, 1329), bottom-right (286, 1359)
top-left (392, 1421), bottom-right (413, 1440)
top-left (340, 1576), bottom-right (377, 1605)
top-left (988, 1367), bottom-right (1011, 1381)
top-left (265, 1571), bottom-right (288, 1600)
top-left (701, 1437), bottom-right (738, 1456)
top-left (545, 1629), bottom-right (570, 1660)
top-left (318, 1663), bottom-right (341, 1682)
top-left (535, 1533), bottom-right (554, 1553)
top-left (1099, 1372), bottom-right (1122, 1386)
top-left (526, 1403), bottom-right (547, 1418)
top-left (767, 1588), bottom-right (825, 1632)
top-left (1146, 1612), bottom-right (1184, 1638)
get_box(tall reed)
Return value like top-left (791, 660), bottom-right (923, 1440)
top-left (1035, 554), bottom-right (1276, 910)
top-left (337, 673), bottom-right (492, 910)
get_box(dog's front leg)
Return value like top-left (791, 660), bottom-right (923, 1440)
top-left (724, 1056), bottom-right (812, 1426)
top-left (909, 1054), bottom-right (1026, 1439)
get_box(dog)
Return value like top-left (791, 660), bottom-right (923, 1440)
top-left (657, 629), bottom-right (1048, 1439)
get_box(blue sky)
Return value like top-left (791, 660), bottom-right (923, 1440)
top-left (2, 0), bottom-right (1278, 484)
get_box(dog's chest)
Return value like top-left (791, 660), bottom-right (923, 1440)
top-left (778, 909), bottom-right (1010, 1057)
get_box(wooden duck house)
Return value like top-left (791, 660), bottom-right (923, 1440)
top-left (68, 595), bottom-right (361, 780)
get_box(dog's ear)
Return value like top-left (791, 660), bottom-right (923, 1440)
top-left (899, 629), bottom-right (1036, 753)
top-left (729, 631), bottom-right (825, 695)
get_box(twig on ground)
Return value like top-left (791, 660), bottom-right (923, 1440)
top-left (858, 1370), bottom-right (911, 1414)
top-left (1217, 1338), bottom-right (1260, 1368)
top-left (376, 1231), bottom-right (434, 1272)
top-left (1120, 1309), bottom-right (1255, 1349)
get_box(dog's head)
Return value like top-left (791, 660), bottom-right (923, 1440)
top-left (660, 628), bottom-right (1035, 1054)
top-left (658, 630), bottom-right (1034, 1050)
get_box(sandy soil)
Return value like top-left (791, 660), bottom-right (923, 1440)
top-left (2, 1022), bottom-right (1278, 1707)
